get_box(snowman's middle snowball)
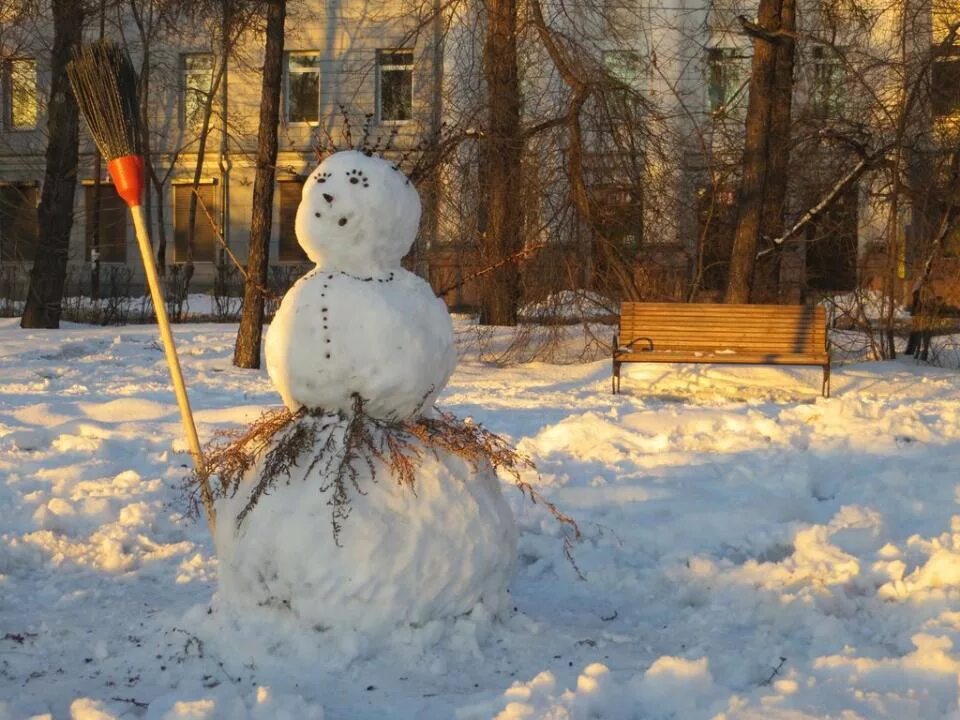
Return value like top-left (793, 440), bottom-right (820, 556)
top-left (266, 267), bottom-right (456, 419)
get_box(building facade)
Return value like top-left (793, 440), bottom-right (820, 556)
top-left (0, 0), bottom-right (441, 303)
top-left (0, 0), bottom-right (957, 307)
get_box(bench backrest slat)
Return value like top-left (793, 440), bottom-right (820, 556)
top-left (618, 302), bottom-right (827, 354)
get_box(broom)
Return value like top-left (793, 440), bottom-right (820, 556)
top-left (67, 42), bottom-right (217, 534)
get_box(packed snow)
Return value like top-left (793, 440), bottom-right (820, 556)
top-left (264, 267), bottom-right (456, 418)
top-left (266, 151), bottom-right (456, 418)
top-left (215, 415), bottom-right (518, 650)
top-left (294, 151), bottom-right (421, 273)
top-left (3, 318), bottom-right (960, 718)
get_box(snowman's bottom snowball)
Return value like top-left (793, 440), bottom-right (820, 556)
top-left (214, 424), bottom-right (518, 642)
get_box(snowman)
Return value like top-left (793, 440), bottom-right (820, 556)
top-left (214, 151), bottom-right (517, 647)
top-left (265, 150), bottom-right (457, 420)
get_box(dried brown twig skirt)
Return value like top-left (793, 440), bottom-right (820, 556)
top-left (190, 395), bottom-right (581, 568)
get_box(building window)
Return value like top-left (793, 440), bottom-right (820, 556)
top-left (285, 53), bottom-right (321, 124)
top-left (0, 184), bottom-right (38, 262)
top-left (182, 53), bottom-right (214, 128)
top-left (696, 183), bottom-right (737, 291)
top-left (174, 183), bottom-right (218, 262)
top-left (585, 151), bottom-right (643, 259)
top-left (603, 50), bottom-right (643, 89)
top-left (603, 0), bottom-right (640, 33)
top-left (706, 48), bottom-right (745, 115)
top-left (278, 179), bottom-right (307, 262)
top-left (940, 203), bottom-right (960, 256)
top-left (811, 46), bottom-right (845, 118)
top-left (2, 58), bottom-right (38, 130)
top-left (84, 184), bottom-right (127, 262)
top-left (376, 49), bottom-right (413, 123)
top-left (805, 184), bottom-right (859, 290)
top-left (932, 46), bottom-right (960, 118)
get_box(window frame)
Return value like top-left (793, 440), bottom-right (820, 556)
top-left (181, 53), bottom-right (214, 130)
top-left (83, 181), bottom-right (128, 263)
top-left (705, 47), bottom-right (747, 116)
top-left (376, 48), bottom-right (414, 125)
top-left (277, 177), bottom-right (308, 263)
top-left (939, 203), bottom-right (960, 257)
top-left (0, 183), bottom-right (39, 263)
top-left (173, 181), bottom-right (220, 263)
top-left (932, 46), bottom-right (960, 119)
top-left (284, 52), bottom-right (322, 126)
top-left (602, 49), bottom-right (644, 90)
top-left (2, 57), bottom-right (39, 131)
top-left (810, 45), bottom-right (846, 119)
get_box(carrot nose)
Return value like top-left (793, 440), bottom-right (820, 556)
top-left (323, 193), bottom-right (334, 203)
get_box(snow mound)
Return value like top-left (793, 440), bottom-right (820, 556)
top-left (265, 268), bottom-right (455, 419)
top-left (821, 290), bottom-right (910, 324)
top-left (458, 659), bottom-right (720, 720)
top-left (517, 290), bottom-right (616, 323)
top-left (214, 414), bottom-right (517, 650)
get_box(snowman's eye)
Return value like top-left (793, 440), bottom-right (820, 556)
top-left (315, 212), bottom-right (322, 218)
top-left (346, 169), bottom-right (369, 188)
top-left (338, 217), bottom-right (348, 226)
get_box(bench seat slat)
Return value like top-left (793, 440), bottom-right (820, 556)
top-left (621, 336), bottom-right (824, 345)
top-left (620, 302), bottom-right (822, 312)
top-left (615, 351), bottom-right (829, 365)
top-left (620, 335), bottom-right (825, 343)
top-left (619, 340), bottom-right (824, 351)
top-left (620, 322), bottom-right (825, 331)
top-left (623, 324), bottom-right (820, 331)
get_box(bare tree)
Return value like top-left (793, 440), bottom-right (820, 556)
top-left (477, 0), bottom-right (523, 325)
top-left (724, 0), bottom-right (796, 303)
top-left (234, 0), bottom-right (285, 369)
top-left (21, 0), bottom-right (85, 329)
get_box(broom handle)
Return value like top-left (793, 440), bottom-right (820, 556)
top-left (130, 204), bottom-right (217, 534)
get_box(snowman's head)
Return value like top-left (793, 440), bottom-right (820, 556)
top-left (295, 150), bottom-right (421, 271)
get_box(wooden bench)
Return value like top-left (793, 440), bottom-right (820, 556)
top-left (612, 302), bottom-right (831, 396)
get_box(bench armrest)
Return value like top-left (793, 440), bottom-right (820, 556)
top-left (617, 336), bottom-right (655, 353)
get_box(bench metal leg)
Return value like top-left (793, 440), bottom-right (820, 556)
top-left (822, 364), bottom-right (830, 398)
top-left (612, 361), bottom-right (621, 394)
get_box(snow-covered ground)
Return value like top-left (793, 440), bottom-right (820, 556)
top-left (3, 318), bottom-right (960, 719)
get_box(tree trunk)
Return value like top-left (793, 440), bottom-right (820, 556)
top-left (753, 0), bottom-right (796, 302)
top-left (21, 0), bottom-right (84, 329)
top-left (724, 0), bottom-right (784, 304)
top-left (478, 0), bottom-right (522, 326)
top-left (233, 0), bottom-right (285, 368)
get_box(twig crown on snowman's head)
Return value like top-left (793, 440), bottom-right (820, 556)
top-left (294, 150), bottom-right (421, 272)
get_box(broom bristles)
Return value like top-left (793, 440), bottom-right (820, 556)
top-left (67, 41), bottom-right (141, 161)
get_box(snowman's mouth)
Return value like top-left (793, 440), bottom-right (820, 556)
top-left (313, 210), bottom-right (353, 227)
